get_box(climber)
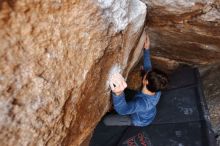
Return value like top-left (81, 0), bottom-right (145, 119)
top-left (104, 34), bottom-right (168, 126)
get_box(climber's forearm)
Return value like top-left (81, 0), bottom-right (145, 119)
top-left (143, 49), bottom-right (152, 71)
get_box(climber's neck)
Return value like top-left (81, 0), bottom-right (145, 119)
top-left (142, 86), bottom-right (155, 96)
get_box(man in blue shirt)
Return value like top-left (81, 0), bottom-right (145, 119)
top-left (104, 35), bottom-right (168, 126)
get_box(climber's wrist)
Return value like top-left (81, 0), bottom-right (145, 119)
top-left (112, 91), bottom-right (123, 96)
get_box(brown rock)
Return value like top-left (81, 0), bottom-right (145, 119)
top-left (142, 0), bottom-right (220, 65)
top-left (201, 65), bottom-right (220, 144)
top-left (0, 0), bottom-right (147, 146)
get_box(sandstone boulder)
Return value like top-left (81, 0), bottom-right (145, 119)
top-left (142, 0), bottom-right (220, 65)
top-left (0, 0), bottom-right (146, 146)
top-left (201, 65), bottom-right (220, 144)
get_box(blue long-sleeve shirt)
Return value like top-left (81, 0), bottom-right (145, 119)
top-left (143, 49), bottom-right (152, 71)
top-left (112, 49), bottom-right (161, 126)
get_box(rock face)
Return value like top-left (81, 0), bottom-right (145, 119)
top-left (0, 0), bottom-right (146, 146)
top-left (142, 0), bottom-right (220, 65)
top-left (201, 65), bottom-right (220, 144)
top-left (1, 0), bottom-right (220, 145)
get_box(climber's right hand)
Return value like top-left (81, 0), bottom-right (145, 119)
top-left (109, 73), bottom-right (127, 96)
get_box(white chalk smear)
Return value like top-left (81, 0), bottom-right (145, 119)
top-left (97, 0), bottom-right (146, 32)
top-left (106, 64), bottom-right (122, 89)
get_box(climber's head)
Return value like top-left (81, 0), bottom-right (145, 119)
top-left (142, 69), bottom-right (168, 92)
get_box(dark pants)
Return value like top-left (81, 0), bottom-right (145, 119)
top-left (103, 89), bottom-right (138, 126)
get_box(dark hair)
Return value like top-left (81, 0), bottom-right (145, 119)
top-left (145, 69), bottom-right (168, 92)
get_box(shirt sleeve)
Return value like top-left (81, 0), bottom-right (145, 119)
top-left (112, 92), bottom-right (152, 115)
top-left (143, 49), bottom-right (152, 71)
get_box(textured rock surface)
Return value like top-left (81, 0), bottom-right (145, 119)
top-left (0, 0), bottom-right (146, 146)
top-left (142, 0), bottom-right (220, 65)
top-left (201, 65), bottom-right (220, 145)
top-left (1, 0), bottom-right (220, 145)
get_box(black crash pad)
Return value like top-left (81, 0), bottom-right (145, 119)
top-left (90, 67), bottom-right (217, 146)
